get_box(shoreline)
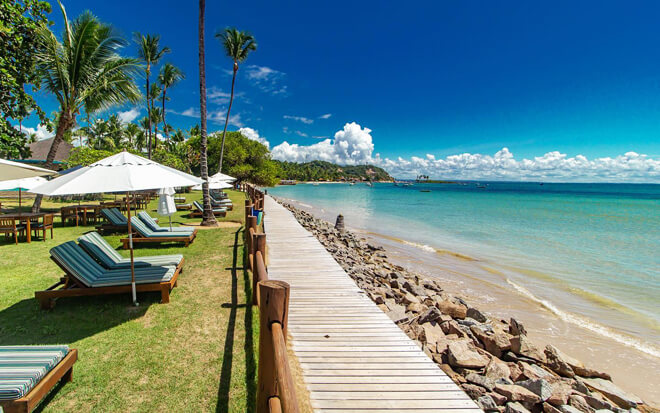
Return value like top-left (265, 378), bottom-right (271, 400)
top-left (271, 196), bottom-right (659, 409)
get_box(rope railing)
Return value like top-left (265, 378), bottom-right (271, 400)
top-left (241, 184), bottom-right (300, 413)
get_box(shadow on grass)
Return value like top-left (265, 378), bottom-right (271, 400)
top-left (0, 293), bottom-right (155, 346)
top-left (216, 227), bottom-right (256, 413)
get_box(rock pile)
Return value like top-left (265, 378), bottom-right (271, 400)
top-left (275, 199), bottom-right (654, 413)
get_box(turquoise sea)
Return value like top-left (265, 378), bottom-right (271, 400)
top-left (268, 182), bottom-right (660, 359)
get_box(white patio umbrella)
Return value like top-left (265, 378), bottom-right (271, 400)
top-left (0, 176), bottom-right (48, 209)
top-left (192, 180), bottom-right (232, 190)
top-left (157, 187), bottom-right (177, 230)
top-left (209, 172), bottom-right (236, 182)
top-left (0, 159), bottom-right (56, 180)
top-left (30, 151), bottom-right (203, 305)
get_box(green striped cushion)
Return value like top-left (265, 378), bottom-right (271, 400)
top-left (51, 242), bottom-right (175, 287)
top-left (193, 201), bottom-right (227, 214)
top-left (0, 345), bottom-right (69, 400)
top-left (137, 212), bottom-right (194, 233)
top-left (78, 232), bottom-right (183, 269)
top-left (109, 208), bottom-right (128, 225)
top-left (130, 217), bottom-right (192, 238)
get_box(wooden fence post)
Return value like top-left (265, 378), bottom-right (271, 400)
top-left (257, 280), bottom-right (291, 413)
top-left (253, 234), bottom-right (267, 305)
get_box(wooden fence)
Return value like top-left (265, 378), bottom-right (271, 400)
top-left (241, 184), bottom-right (300, 413)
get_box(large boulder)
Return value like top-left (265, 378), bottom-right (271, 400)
top-left (418, 307), bottom-right (442, 324)
top-left (485, 358), bottom-right (512, 381)
top-left (478, 395), bottom-right (499, 412)
top-left (463, 383), bottom-right (488, 399)
top-left (472, 325), bottom-right (512, 357)
top-left (517, 378), bottom-right (554, 402)
top-left (495, 384), bottom-right (543, 404)
top-left (506, 402), bottom-right (532, 413)
top-left (544, 345), bottom-right (576, 377)
top-left (447, 340), bottom-right (490, 369)
top-left (510, 335), bottom-right (547, 363)
top-left (466, 372), bottom-right (496, 391)
top-left (582, 378), bottom-right (643, 409)
top-left (510, 318), bottom-right (528, 336)
top-left (421, 322), bottom-right (445, 347)
top-left (437, 299), bottom-right (468, 319)
top-left (467, 307), bottom-right (489, 322)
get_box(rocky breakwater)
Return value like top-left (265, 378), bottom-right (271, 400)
top-left (274, 199), bottom-right (656, 413)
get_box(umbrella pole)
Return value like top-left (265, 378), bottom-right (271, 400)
top-left (19, 188), bottom-right (21, 211)
top-left (127, 191), bottom-right (138, 306)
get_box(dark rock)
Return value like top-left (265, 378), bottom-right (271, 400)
top-left (517, 378), bottom-right (553, 402)
top-left (467, 307), bottom-right (489, 322)
top-left (510, 318), bottom-right (528, 336)
top-left (418, 307), bottom-right (442, 324)
top-left (463, 383), bottom-right (488, 399)
top-left (478, 395), bottom-right (500, 412)
top-left (505, 402), bottom-right (532, 413)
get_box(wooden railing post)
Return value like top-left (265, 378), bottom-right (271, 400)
top-left (257, 280), bottom-right (297, 413)
top-left (253, 234), bottom-right (267, 305)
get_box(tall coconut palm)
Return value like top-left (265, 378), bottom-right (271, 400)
top-left (150, 106), bottom-right (163, 151)
top-left (158, 63), bottom-right (184, 141)
top-left (125, 122), bottom-right (140, 149)
top-left (148, 83), bottom-right (162, 150)
top-left (214, 28), bottom-right (257, 173)
top-left (198, 0), bottom-right (216, 226)
top-left (31, 2), bottom-right (140, 211)
top-left (135, 32), bottom-right (169, 159)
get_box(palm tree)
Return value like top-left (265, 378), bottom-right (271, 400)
top-left (107, 114), bottom-right (125, 148)
top-left (148, 83), bottom-right (161, 150)
top-left (158, 63), bottom-right (184, 141)
top-left (135, 32), bottom-right (170, 159)
top-left (150, 106), bottom-right (162, 151)
top-left (198, 0), bottom-right (216, 226)
top-left (31, 2), bottom-right (140, 211)
top-left (125, 122), bottom-right (140, 149)
top-left (214, 28), bottom-right (257, 173)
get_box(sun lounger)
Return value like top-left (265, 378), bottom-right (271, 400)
top-left (78, 231), bottom-right (183, 269)
top-left (96, 208), bottom-right (128, 233)
top-left (136, 212), bottom-right (195, 233)
top-left (35, 241), bottom-right (181, 309)
top-left (190, 200), bottom-right (227, 218)
top-left (120, 217), bottom-right (197, 249)
top-left (0, 345), bottom-right (77, 413)
top-left (209, 197), bottom-right (233, 210)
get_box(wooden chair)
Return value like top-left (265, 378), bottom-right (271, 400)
top-left (60, 206), bottom-right (79, 226)
top-left (0, 218), bottom-right (25, 244)
top-left (31, 214), bottom-right (54, 241)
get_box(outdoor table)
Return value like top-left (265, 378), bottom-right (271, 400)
top-left (0, 212), bottom-right (45, 243)
top-left (74, 204), bottom-right (100, 226)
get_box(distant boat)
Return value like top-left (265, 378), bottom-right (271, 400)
top-left (475, 183), bottom-right (487, 189)
top-left (366, 182), bottom-right (373, 187)
top-left (349, 182), bottom-right (355, 186)
top-left (539, 182), bottom-right (544, 186)
top-left (420, 189), bottom-right (431, 192)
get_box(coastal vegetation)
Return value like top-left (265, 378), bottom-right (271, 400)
top-left (275, 159), bottom-right (393, 182)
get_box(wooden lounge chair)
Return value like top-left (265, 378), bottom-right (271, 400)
top-left (209, 197), bottom-right (233, 210)
top-left (78, 231), bottom-right (183, 269)
top-left (120, 217), bottom-right (197, 249)
top-left (189, 200), bottom-right (227, 218)
top-left (96, 208), bottom-right (127, 234)
top-left (35, 241), bottom-right (181, 309)
top-left (136, 212), bottom-right (195, 233)
top-left (0, 346), bottom-right (78, 413)
top-left (59, 206), bottom-right (79, 226)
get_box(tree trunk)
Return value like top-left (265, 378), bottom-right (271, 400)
top-left (199, 0), bottom-right (217, 226)
top-left (146, 68), bottom-right (152, 159)
top-left (162, 88), bottom-right (169, 141)
top-left (218, 61), bottom-right (237, 174)
top-left (31, 112), bottom-right (72, 212)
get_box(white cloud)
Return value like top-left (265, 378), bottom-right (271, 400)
top-left (294, 130), bottom-right (308, 137)
top-left (171, 107), bottom-right (199, 118)
top-left (283, 115), bottom-right (313, 124)
top-left (271, 122), bottom-right (374, 165)
top-left (244, 65), bottom-right (288, 96)
top-left (18, 124), bottom-right (53, 141)
top-left (377, 148), bottom-right (660, 183)
top-left (319, 113), bottom-right (332, 119)
top-left (118, 108), bottom-right (140, 123)
top-left (270, 121), bottom-right (660, 182)
top-left (239, 127), bottom-right (270, 148)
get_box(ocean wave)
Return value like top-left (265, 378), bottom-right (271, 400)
top-left (402, 240), bottom-right (436, 253)
top-left (506, 279), bottom-right (660, 359)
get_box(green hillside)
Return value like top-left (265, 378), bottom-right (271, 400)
top-left (275, 160), bottom-right (393, 182)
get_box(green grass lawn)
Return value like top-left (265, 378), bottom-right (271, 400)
top-left (0, 190), bottom-right (258, 412)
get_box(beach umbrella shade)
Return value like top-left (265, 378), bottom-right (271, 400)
top-left (0, 177), bottom-right (48, 209)
top-left (0, 159), bottom-right (57, 180)
top-left (192, 180), bottom-right (232, 190)
top-left (157, 187), bottom-right (177, 230)
top-left (30, 151), bottom-right (203, 305)
top-left (209, 172), bottom-right (236, 182)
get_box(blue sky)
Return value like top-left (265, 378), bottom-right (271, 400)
top-left (24, 1), bottom-right (660, 181)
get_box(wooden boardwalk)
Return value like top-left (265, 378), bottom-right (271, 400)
top-left (263, 196), bottom-right (482, 412)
